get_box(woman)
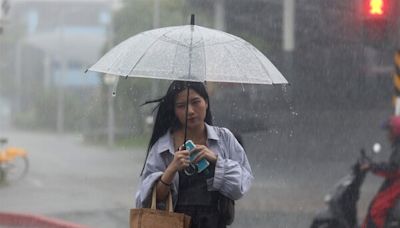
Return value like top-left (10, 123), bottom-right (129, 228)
top-left (135, 81), bottom-right (254, 228)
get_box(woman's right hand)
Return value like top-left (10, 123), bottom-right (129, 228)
top-left (158, 149), bottom-right (190, 201)
top-left (168, 149), bottom-right (190, 172)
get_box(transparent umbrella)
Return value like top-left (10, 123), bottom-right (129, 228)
top-left (87, 15), bottom-right (287, 86)
top-left (86, 15), bottom-right (288, 143)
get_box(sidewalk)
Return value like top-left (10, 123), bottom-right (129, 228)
top-left (0, 129), bottom-right (144, 227)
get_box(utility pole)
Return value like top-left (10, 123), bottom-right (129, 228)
top-left (396, 0), bottom-right (400, 116)
top-left (214, 0), bottom-right (225, 31)
top-left (56, 12), bottom-right (66, 133)
top-left (57, 59), bottom-right (66, 133)
top-left (283, 0), bottom-right (295, 82)
top-left (153, 0), bottom-right (160, 29)
top-left (393, 51), bottom-right (400, 115)
top-left (14, 41), bottom-right (22, 114)
top-left (105, 16), bottom-right (115, 147)
top-left (151, 0), bottom-right (160, 98)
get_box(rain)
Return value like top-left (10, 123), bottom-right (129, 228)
top-left (0, 0), bottom-right (398, 227)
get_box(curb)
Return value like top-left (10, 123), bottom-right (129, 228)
top-left (0, 212), bottom-right (91, 228)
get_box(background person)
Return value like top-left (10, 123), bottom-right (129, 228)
top-left (362, 116), bottom-right (400, 228)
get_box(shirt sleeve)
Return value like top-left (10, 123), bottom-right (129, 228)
top-left (135, 145), bottom-right (176, 208)
top-left (208, 128), bottom-right (254, 200)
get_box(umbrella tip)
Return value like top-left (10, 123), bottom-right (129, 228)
top-left (190, 14), bottom-right (195, 25)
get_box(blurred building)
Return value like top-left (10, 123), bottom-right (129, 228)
top-left (2, 0), bottom-right (119, 131)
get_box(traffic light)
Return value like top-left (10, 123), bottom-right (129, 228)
top-left (366, 0), bottom-right (387, 17)
top-left (361, 0), bottom-right (393, 43)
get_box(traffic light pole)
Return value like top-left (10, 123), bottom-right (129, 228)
top-left (283, 0), bottom-right (295, 84)
top-left (393, 1), bottom-right (400, 116)
top-left (393, 51), bottom-right (400, 115)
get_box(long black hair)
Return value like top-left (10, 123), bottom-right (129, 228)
top-left (140, 80), bottom-right (213, 175)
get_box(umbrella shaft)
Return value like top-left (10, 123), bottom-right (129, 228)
top-left (183, 85), bottom-right (189, 146)
top-left (184, 23), bottom-right (195, 146)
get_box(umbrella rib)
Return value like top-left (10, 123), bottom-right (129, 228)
top-left (241, 42), bottom-right (274, 84)
top-left (125, 29), bottom-right (179, 77)
top-left (192, 39), bottom-right (237, 49)
top-left (157, 35), bottom-right (189, 48)
top-left (192, 27), bottom-right (239, 49)
top-left (223, 44), bottom-right (249, 83)
top-left (146, 26), bottom-right (190, 48)
top-left (197, 27), bottom-right (207, 82)
top-left (171, 27), bottom-right (187, 77)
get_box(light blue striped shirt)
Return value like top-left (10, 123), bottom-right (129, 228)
top-left (135, 124), bottom-right (254, 208)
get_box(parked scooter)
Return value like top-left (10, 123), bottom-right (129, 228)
top-left (0, 137), bottom-right (29, 183)
top-left (310, 143), bottom-right (400, 228)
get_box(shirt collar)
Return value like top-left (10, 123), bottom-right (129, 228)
top-left (205, 123), bottom-right (219, 141)
top-left (157, 130), bottom-right (174, 154)
top-left (157, 123), bottom-right (219, 154)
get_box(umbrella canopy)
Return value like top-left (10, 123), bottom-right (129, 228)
top-left (88, 23), bottom-right (287, 85)
top-left (87, 15), bottom-right (288, 146)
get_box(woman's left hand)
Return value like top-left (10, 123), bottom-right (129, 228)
top-left (192, 145), bottom-right (218, 164)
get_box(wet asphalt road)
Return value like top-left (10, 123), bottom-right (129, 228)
top-left (0, 109), bottom-right (390, 228)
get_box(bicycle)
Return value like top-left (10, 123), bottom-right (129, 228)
top-left (0, 137), bottom-right (29, 183)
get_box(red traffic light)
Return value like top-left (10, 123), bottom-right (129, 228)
top-left (369, 0), bottom-right (384, 15)
top-left (364, 0), bottom-right (389, 18)
top-left (361, 0), bottom-right (392, 43)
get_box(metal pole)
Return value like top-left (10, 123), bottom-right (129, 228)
top-left (393, 50), bottom-right (400, 115)
top-left (214, 0), bottom-right (225, 31)
top-left (57, 13), bottom-right (65, 133)
top-left (14, 41), bottom-right (22, 113)
top-left (153, 0), bottom-right (160, 29)
top-left (107, 84), bottom-right (115, 147)
top-left (283, 0), bottom-right (295, 84)
top-left (151, 0), bottom-right (160, 98)
top-left (105, 15), bottom-right (115, 146)
top-left (283, 0), bottom-right (295, 53)
top-left (43, 53), bottom-right (51, 91)
top-left (57, 59), bottom-right (66, 133)
top-left (283, 0), bottom-right (295, 107)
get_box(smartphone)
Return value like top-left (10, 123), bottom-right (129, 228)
top-left (185, 140), bottom-right (209, 173)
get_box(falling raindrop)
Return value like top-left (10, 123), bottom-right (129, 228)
top-left (112, 77), bottom-right (120, 96)
top-left (241, 83), bottom-right (245, 92)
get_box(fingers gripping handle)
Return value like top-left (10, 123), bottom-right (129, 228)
top-left (151, 186), bottom-right (173, 212)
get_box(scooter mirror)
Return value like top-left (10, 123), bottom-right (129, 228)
top-left (373, 143), bottom-right (381, 154)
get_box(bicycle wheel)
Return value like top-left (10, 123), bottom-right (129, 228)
top-left (4, 156), bottom-right (29, 182)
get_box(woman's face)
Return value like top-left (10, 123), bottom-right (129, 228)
top-left (174, 88), bottom-right (208, 130)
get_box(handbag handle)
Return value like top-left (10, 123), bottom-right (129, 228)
top-left (151, 185), bottom-right (173, 212)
